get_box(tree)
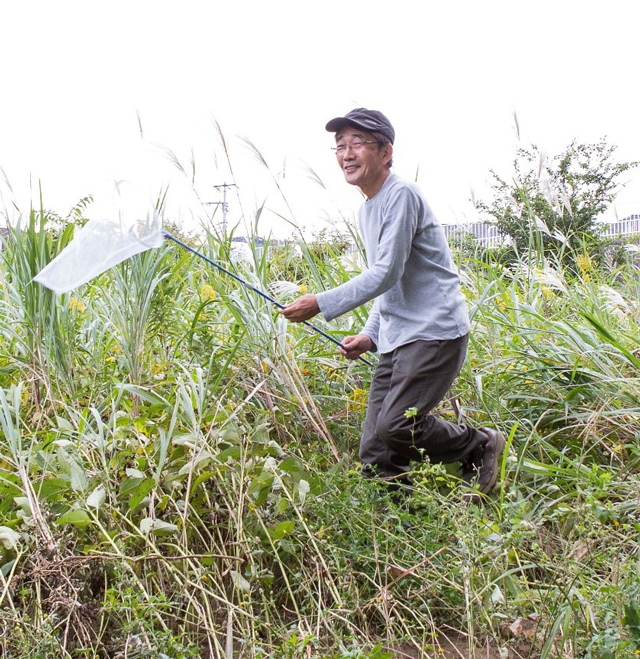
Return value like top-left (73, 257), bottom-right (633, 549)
top-left (476, 139), bottom-right (638, 257)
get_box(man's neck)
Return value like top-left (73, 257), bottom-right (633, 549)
top-left (360, 169), bottom-right (391, 200)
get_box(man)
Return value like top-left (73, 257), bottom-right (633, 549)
top-left (281, 108), bottom-right (504, 497)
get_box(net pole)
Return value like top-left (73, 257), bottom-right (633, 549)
top-left (163, 231), bottom-right (373, 367)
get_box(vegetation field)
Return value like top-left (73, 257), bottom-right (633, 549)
top-left (0, 189), bottom-right (638, 658)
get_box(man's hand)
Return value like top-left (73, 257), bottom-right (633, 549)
top-left (280, 294), bottom-right (320, 322)
top-left (340, 334), bottom-right (374, 360)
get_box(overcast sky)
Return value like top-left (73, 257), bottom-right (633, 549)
top-left (1, 0), bottom-right (638, 237)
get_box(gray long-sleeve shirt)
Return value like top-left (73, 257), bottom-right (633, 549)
top-left (316, 173), bottom-right (470, 354)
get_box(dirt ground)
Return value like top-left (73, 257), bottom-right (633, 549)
top-left (393, 631), bottom-right (538, 658)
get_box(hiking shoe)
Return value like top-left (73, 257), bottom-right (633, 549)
top-left (462, 428), bottom-right (505, 500)
top-left (460, 457), bottom-right (478, 487)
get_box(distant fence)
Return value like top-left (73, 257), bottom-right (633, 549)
top-left (442, 214), bottom-right (640, 247)
top-left (442, 222), bottom-right (502, 247)
top-left (605, 214), bottom-right (640, 238)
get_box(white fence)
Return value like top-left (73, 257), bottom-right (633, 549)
top-left (442, 222), bottom-right (502, 247)
top-left (605, 214), bottom-right (640, 237)
top-left (442, 214), bottom-right (640, 247)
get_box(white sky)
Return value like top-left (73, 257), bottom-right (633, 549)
top-left (1, 0), bottom-right (638, 238)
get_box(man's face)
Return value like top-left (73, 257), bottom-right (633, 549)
top-left (334, 126), bottom-right (392, 195)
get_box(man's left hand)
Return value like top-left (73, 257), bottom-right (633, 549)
top-left (280, 294), bottom-right (320, 322)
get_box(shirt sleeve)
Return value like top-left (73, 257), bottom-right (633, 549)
top-left (361, 299), bottom-right (380, 352)
top-left (316, 184), bottom-right (419, 321)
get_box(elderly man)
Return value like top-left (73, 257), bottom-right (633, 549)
top-left (281, 108), bottom-right (504, 497)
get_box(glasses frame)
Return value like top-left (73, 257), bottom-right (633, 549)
top-left (331, 140), bottom-right (381, 154)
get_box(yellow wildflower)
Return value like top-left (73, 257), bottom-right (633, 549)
top-left (200, 283), bottom-right (216, 301)
top-left (575, 253), bottom-right (593, 279)
top-left (299, 284), bottom-right (308, 293)
top-left (69, 297), bottom-right (85, 313)
top-left (347, 388), bottom-right (368, 411)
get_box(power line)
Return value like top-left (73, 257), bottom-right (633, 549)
top-left (204, 183), bottom-right (238, 234)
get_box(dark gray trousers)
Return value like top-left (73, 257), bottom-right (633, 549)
top-left (359, 334), bottom-right (485, 480)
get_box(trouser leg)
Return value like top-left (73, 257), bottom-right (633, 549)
top-left (360, 335), bottom-right (486, 476)
top-left (359, 352), bottom-right (411, 480)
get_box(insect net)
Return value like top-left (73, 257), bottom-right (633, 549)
top-left (34, 182), bottom-right (164, 294)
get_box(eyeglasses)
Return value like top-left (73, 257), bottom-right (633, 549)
top-left (331, 140), bottom-right (380, 154)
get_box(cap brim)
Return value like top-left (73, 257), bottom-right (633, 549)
top-left (325, 117), bottom-right (361, 133)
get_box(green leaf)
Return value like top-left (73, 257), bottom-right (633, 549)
top-left (38, 478), bottom-right (70, 500)
top-left (86, 486), bottom-right (106, 509)
top-left (55, 417), bottom-right (74, 432)
top-left (150, 519), bottom-right (179, 535)
top-left (56, 508), bottom-right (92, 527)
top-left (623, 601), bottom-right (640, 642)
top-left (217, 446), bottom-right (241, 463)
top-left (367, 645), bottom-right (393, 659)
top-left (248, 471), bottom-right (274, 506)
top-left (189, 470), bottom-right (217, 494)
top-left (177, 450), bottom-right (214, 476)
top-left (119, 477), bottom-right (142, 497)
top-left (0, 526), bottom-right (21, 550)
top-left (581, 312), bottom-right (640, 368)
top-left (128, 477), bottom-right (156, 510)
top-left (69, 458), bottom-right (89, 492)
top-left (268, 520), bottom-right (295, 542)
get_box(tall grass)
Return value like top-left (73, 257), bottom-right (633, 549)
top-left (0, 177), bottom-right (638, 658)
top-left (0, 204), bottom-right (80, 406)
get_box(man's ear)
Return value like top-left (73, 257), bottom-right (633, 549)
top-left (382, 143), bottom-right (393, 166)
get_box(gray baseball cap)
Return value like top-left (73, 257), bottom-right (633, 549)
top-left (325, 108), bottom-right (395, 144)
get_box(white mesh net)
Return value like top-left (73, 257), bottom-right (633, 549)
top-left (34, 182), bottom-right (164, 294)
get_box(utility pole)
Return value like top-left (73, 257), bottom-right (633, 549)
top-left (205, 183), bottom-right (238, 234)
